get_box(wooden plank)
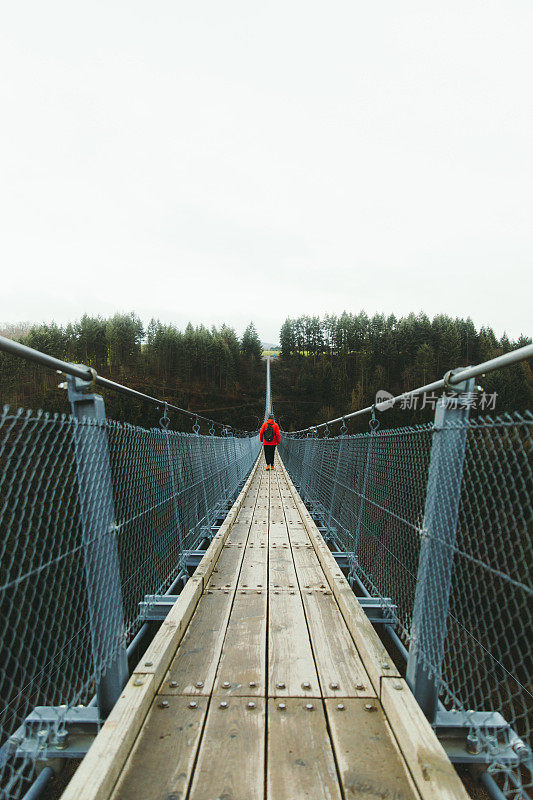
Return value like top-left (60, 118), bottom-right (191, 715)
top-left (225, 520), bottom-right (253, 545)
top-left (110, 696), bottom-right (207, 800)
top-left (285, 518), bottom-right (310, 544)
top-left (61, 673), bottom-right (156, 800)
top-left (324, 698), bottom-right (420, 800)
top-left (238, 546), bottom-right (267, 589)
top-left (381, 678), bottom-right (470, 800)
top-left (302, 590), bottom-right (375, 698)
top-left (292, 545), bottom-right (328, 589)
top-left (215, 589), bottom-right (267, 696)
top-left (205, 544), bottom-right (244, 589)
top-left (269, 551), bottom-right (298, 589)
top-left (188, 697), bottom-right (265, 800)
top-left (267, 698), bottom-right (342, 800)
top-left (268, 590), bottom-right (319, 696)
top-left (160, 590), bottom-right (234, 695)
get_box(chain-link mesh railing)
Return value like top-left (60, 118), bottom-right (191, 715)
top-left (0, 404), bottom-right (259, 800)
top-left (280, 411), bottom-right (533, 799)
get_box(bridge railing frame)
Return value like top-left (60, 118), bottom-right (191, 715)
top-left (279, 345), bottom-right (533, 800)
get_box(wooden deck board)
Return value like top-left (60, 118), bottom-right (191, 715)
top-left (325, 697), bottom-right (420, 800)
top-left (267, 698), bottom-right (342, 800)
top-left (110, 695), bottom-right (207, 800)
top-left (188, 697), bottom-right (265, 800)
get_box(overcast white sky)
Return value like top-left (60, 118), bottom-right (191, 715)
top-left (1, 1), bottom-right (531, 344)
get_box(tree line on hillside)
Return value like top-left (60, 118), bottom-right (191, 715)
top-left (0, 314), bottom-right (265, 430)
top-left (274, 312), bottom-right (532, 430)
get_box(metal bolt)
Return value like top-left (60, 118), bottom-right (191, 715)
top-left (144, 661), bottom-right (153, 667)
top-left (247, 702), bottom-right (256, 709)
top-left (219, 701), bottom-right (228, 709)
top-left (466, 733), bottom-right (480, 755)
top-left (222, 681), bottom-right (230, 688)
top-left (305, 704), bottom-right (314, 711)
top-left (276, 682), bottom-right (286, 690)
top-left (189, 701), bottom-right (198, 709)
top-left (394, 683), bottom-right (403, 691)
top-left (37, 730), bottom-right (48, 749)
top-left (356, 683), bottom-right (365, 691)
top-left (278, 703), bottom-right (286, 710)
top-left (289, 590), bottom-right (295, 595)
top-left (133, 677), bottom-right (144, 686)
top-left (55, 730), bottom-right (69, 750)
top-left (168, 680), bottom-right (177, 688)
top-left (364, 704), bottom-right (376, 712)
top-left (302, 681), bottom-right (311, 690)
top-left (337, 704), bottom-right (345, 711)
top-left (159, 701), bottom-right (169, 709)
top-left (195, 681), bottom-right (204, 688)
top-left (249, 681), bottom-right (257, 688)
top-left (329, 682), bottom-right (339, 690)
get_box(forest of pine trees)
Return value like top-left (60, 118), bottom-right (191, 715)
top-left (274, 312), bottom-right (532, 430)
top-left (0, 311), bottom-right (531, 432)
top-left (0, 315), bottom-right (265, 431)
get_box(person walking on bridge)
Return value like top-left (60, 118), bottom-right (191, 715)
top-left (260, 416), bottom-right (280, 470)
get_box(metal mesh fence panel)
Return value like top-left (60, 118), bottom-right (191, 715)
top-left (0, 405), bottom-right (259, 800)
top-left (280, 411), bottom-right (532, 798)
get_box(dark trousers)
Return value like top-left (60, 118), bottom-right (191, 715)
top-left (264, 445), bottom-right (276, 466)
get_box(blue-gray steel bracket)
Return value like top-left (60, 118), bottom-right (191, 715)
top-left (7, 706), bottom-right (100, 762)
top-left (356, 596), bottom-right (398, 625)
top-left (434, 710), bottom-right (529, 766)
top-left (67, 371), bottom-right (128, 718)
top-left (139, 595), bottom-right (180, 622)
top-left (406, 373), bottom-right (476, 723)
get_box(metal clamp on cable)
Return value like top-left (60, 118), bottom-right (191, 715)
top-left (443, 366), bottom-right (476, 395)
top-left (60, 365), bottom-right (98, 394)
top-left (159, 403), bottom-right (170, 430)
top-left (369, 404), bottom-right (380, 432)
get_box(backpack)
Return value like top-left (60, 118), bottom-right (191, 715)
top-left (263, 422), bottom-right (275, 443)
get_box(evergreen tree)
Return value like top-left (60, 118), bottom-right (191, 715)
top-left (241, 322), bottom-right (262, 363)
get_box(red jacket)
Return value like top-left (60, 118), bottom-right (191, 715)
top-left (260, 419), bottom-right (280, 445)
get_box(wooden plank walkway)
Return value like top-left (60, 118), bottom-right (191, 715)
top-left (62, 454), bottom-right (470, 800)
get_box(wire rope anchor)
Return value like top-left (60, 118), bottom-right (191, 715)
top-left (324, 423), bottom-right (330, 438)
top-left (193, 415), bottom-right (200, 435)
top-left (369, 404), bottom-right (380, 432)
top-left (209, 422), bottom-right (215, 436)
top-left (340, 416), bottom-right (347, 435)
top-left (159, 403), bottom-right (170, 430)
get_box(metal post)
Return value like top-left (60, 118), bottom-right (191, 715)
top-left (67, 371), bottom-right (128, 718)
top-left (406, 372), bottom-right (475, 722)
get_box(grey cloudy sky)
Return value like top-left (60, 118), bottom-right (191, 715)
top-left (1, 1), bottom-right (531, 344)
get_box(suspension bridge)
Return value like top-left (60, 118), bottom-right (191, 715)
top-left (0, 337), bottom-right (532, 800)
